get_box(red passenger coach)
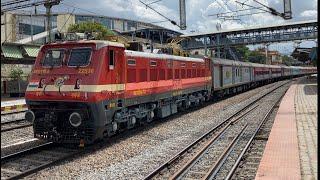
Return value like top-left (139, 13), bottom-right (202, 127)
top-left (25, 40), bottom-right (212, 144)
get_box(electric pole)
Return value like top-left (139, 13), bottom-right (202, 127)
top-left (44, 0), bottom-right (61, 43)
top-left (179, 0), bottom-right (186, 30)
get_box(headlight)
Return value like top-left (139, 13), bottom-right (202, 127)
top-left (25, 110), bottom-right (35, 123)
top-left (69, 112), bottom-right (82, 127)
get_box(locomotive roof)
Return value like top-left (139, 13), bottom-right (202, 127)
top-left (124, 50), bottom-right (204, 62)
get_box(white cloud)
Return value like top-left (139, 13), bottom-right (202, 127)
top-left (300, 10), bottom-right (317, 17)
top-left (59, 0), bottom-right (317, 52)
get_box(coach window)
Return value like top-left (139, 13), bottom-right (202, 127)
top-left (109, 50), bottom-right (115, 70)
top-left (127, 59), bottom-right (136, 66)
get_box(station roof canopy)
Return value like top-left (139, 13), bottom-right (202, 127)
top-left (291, 47), bottom-right (313, 62)
top-left (1, 43), bottom-right (40, 64)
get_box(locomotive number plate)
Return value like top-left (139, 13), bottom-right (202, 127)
top-left (78, 68), bottom-right (94, 74)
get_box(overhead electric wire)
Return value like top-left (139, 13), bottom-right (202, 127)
top-left (252, 0), bottom-right (282, 16)
top-left (149, 20), bottom-right (169, 24)
top-left (62, 2), bottom-right (165, 27)
top-left (221, 0), bottom-right (245, 24)
top-left (218, 11), bottom-right (268, 18)
top-left (1, 0), bottom-right (30, 6)
top-left (139, 0), bottom-right (180, 28)
top-left (1, 0), bottom-right (61, 13)
top-left (61, 2), bottom-right (103, 16)
top-left (208, 7), bottom-right (259, 16)
top-left (235, 1), bottom-right (272, 13)
top-left (146, 0), bottom-right (162, 5)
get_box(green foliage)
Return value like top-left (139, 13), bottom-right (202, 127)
top-left (247, 50), bottom-right (266, 64)
top-left (236, 46), bottom-right (266, 63)
top-left (282, 55), bottom-right (294, 66)
top-left (68, 22), bottom-right (115, 39)
top-left (9, 67), bottom-right (23, 80)
top-left (236, 46), bottom-right (250, 61)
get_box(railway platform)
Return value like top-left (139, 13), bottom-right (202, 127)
top-left (1, 98), bottom-right (27, 114)
top-left (255, 75), bottom-right (317, 180)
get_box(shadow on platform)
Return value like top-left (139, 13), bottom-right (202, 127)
top-left (303, 85), bottom-right (317, 95)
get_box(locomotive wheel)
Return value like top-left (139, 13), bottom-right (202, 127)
top-left (146, 111), bottom-right (154, 123)
top-left (127, 116), bottom-right (136, 129)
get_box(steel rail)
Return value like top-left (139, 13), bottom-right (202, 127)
top-left (1, 142), bottom-right (83, 180)
top-left (1, 119), bottom-right (26, 125)
top-left (1, 142), bottom-right (54, 162)
top-left (168, 107), bottom-right (255, 180)
top-left (6, 151), bottom-right (82, 180)
top-left (202, 124), bottom-right (248, 180)
top-left (224, 90), bottom-right (287, 180)
top-left (143, 80), bottom-right (290, 180)
top-left (1, 123), bottom-right (33, 132)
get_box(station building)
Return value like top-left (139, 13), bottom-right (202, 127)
top-left (1, 11), bottom-right (179, 44)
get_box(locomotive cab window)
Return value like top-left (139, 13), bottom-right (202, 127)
top-left (42, 49), bottom-right (64, 67)
top-left (68, 48), bottom-right (92, 67)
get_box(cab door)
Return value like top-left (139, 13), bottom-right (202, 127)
top-left (106, 46), bottom-right (125, 105)
top-left (107, 46), bottom-right (125, 85)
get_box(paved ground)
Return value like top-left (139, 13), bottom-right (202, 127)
top-left (255, 75), bottom-right (318, 180)
top-left (1, 98), bottom-right (26, 107)
top-left (295, 76), bottom-right (317, 179)
top-left (1, 99), bottom-right (27, 114)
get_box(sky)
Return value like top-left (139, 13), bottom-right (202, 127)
top-left (23, 0), bottom-right (319, 54)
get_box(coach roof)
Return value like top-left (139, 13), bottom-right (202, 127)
top-left (125, 50), bottom-right (204, 62)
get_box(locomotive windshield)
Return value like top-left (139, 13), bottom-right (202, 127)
top-left (68, 48), bottom-right (92, 67)
top-left (42, 49), bottom-right (64, 67)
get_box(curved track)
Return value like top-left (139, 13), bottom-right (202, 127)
top-left (144, 80), bottom-right (290, 180)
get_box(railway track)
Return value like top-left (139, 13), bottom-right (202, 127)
top-left (225, 94), bottom-right (283, 179)
top-left (1, 110), bottom-right (32, 132)
top-left (1, 142), bottom-right (82, 180)
top-left (144, 80), bottom-right (290, 180)
top-left (0, 81), bottom-right (290, 180)
top-left (1, 119), bottom-right (32, 132)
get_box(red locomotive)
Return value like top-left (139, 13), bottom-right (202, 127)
top-left (25, 40), bottom-right (212, 144)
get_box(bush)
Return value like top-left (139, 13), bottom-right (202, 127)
top-left (9, 68), bottom-right (23, 80)
top-left (68, 22), bottom-right (115, 39)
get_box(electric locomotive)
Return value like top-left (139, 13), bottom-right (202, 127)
top-left (25, 40), bottom-right (212, 145)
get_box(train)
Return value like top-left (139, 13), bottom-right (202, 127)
top-left (24, 40), bottom-right (317, 145)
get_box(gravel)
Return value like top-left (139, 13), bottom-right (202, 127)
top-left (213, 83), bottom-right (290, 179)
top-left (6, 81), bottom-right (286, 179)
top-left (1, 112), bottom-right (25, 123)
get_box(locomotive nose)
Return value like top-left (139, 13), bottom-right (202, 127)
top-left (69, 112), bottom-right (82, 127)
top-left (25, 110), bottom-right (35, 123)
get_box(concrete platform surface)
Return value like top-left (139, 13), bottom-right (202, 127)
top-left (255, 76), bottom-right (317, 180)
top-left (1, 99), bottom-right (26, 107)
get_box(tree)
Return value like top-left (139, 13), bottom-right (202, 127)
top-left (236, 45), bottom-right (251, 61)
top-left (282, 55), bottom-right (294, 66)
top-left (68, 22), bottom-right (115, 39)
top-left (247, 50), bottom-right (266, 64)
top-left (9, 67), bottom-right (24, 97)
